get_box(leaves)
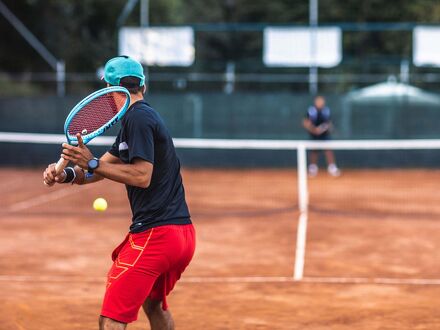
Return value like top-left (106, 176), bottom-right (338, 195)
top-left (2, 0), bottom-right (440, 75)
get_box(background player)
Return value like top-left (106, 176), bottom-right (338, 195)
top-left (302, 95), bottom-right (340, 177)
top-left (43, 56), bottom-right (195, 330)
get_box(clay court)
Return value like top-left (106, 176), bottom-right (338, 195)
top-left (1, 167), bottom-right (440, 330)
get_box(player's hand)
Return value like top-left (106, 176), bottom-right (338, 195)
top-left (43, 163), bottom-right (66, 186)
top-left (61, 134), bottom-right (94, 170)
top-left (316, 124), bottom-right (329, 135)
top-left (311, 126), bottom-right (321, 135)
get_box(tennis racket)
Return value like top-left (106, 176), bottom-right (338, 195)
top-left (317, 123), bottom-right (331, 134)
top-left (54, 86), bottom-right (131, 174)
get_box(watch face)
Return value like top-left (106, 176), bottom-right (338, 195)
top-left (88, 159), bottom-right (99, 169)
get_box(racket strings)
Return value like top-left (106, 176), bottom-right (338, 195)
top-left (67, 92), bottom-right (128, 137)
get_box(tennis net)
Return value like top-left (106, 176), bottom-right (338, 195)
top-left (1, 132), bottom-right (440, 217)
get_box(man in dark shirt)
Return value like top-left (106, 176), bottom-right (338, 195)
top-left (43, 56), bottom-right (195, 330)
top-left (302, 95), bottom-right (340, 177)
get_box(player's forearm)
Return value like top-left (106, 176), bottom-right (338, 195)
top-left (72, 152), bottom-right (121, 185)
top-left (304, 123), bottom-right (317, 134)
top-left (72, 166), bottom-right (104, 185)
top-left (307, 126), bottom-right (316, 134)
top-left (94, 162), bottom-right (151, 188)
top-left (303, 119), bottom-right (315, 133)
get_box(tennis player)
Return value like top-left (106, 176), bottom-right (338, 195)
top-left (43, 56), bottom-right (195, 330)
top-left (302, 95), bottom-right (340, 177)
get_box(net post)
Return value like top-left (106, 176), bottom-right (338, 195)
top-left (140, 0), bottom-right (149, 26)
top-left (309, 0), bottom-right (318, 94)
top-left (297, 144), bottom-right (308, 213)
top-left (188, 94), bottom-right (203, 138)
top-left (294, 144), bottom-right (309, 281)
top-left (56, 60), bottom-right (65, 97)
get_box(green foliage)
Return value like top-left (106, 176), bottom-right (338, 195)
top-left (1, 0), bottom-right (440, 77)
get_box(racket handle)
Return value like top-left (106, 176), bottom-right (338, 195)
top-left (55, 158), bottom-right (69, 175)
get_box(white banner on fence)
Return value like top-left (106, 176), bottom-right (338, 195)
top-left (413, 26), bottom-right (440, 67)
top-left (119, 27), bottom-right (195, 66)
top-left (263, 27), bottom-right (342, 68)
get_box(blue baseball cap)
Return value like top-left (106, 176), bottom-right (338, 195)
top-left (103, 56), bottom-right (145, 86)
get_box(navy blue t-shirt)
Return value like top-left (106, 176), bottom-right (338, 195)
top-left (305, 106), bottom-right (331, 139)
top-left (108, 100), bottom-right (191, 233)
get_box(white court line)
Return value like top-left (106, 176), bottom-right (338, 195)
top-left (0, 275), bottom-right (104, 283)
top-left (301, 277), bottom-right (440, 286)
top-left (0, 177), bottom-right (26, 192)
top-left (183, 276), bottom-right (440, 286)
top-left (1, 275), bottom-right (440, 286)
top-left (8, 184), bottom-right (94, 212)
top-left (293, 212), bottom-right (308, 280)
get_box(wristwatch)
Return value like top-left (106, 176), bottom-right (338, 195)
top-left (87, 157), bottom-right (100, 174)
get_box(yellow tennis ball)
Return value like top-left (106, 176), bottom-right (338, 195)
top-left (93, 198), bottom-right (108, 212)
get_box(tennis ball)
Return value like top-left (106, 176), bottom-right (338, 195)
top-left (93, 198), bottom-right (108, 212)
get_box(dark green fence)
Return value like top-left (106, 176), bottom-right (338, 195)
top-left (1, 90), bottom-right (439, 167)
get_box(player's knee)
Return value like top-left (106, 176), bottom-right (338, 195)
top-left (143, 297), bottom-right (162, 317)
top-left (99, 316), bottom-right (127, 330)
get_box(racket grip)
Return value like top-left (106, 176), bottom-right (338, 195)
top-left (55, 158), bottom-right (69, 175)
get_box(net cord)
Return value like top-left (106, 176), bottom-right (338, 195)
top-left (2, 132), bottom-right (440, 150)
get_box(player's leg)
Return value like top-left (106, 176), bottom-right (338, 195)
top-left (142, 298), bottom-right (175, 330)
top-left (143, 224), bottom-right (195, 330)
top-left (308, 150), bottom-right (319, 176)
top-left (99, 316), bottom-right (127, 330)
top-left (324, 149), bottom-right (335, 165)
top-left (101, 231), bottom-right (163, 325)
top-left (324, 150), bottom-right (341, 176)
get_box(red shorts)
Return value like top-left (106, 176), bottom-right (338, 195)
top-left (101, 224), bottom-right (195, 323)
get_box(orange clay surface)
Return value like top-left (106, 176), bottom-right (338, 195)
top-left (0, 168), bottom-right (440, 330)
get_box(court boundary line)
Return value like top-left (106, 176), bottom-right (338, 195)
top-left (293, 212), bottom-right (307, 280)
top-left (1, 275), bottom-right (440, 286)
top-left (0, 177), bottom-right (27, 192)
top-left (8, 184), bottom-right (95, 212)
